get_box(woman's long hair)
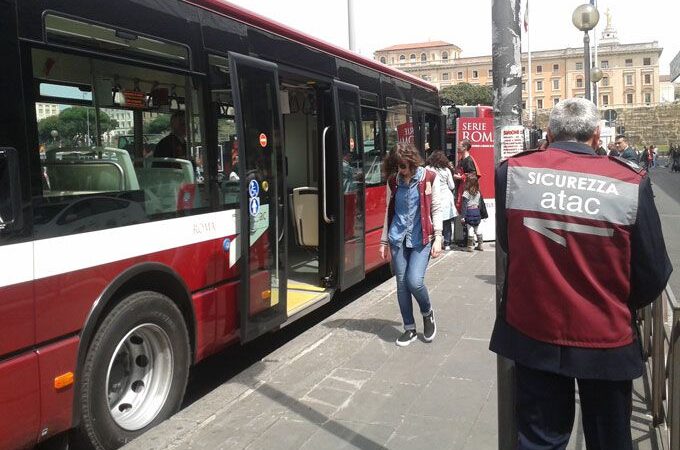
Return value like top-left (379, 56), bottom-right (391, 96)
top-left (465, 173), bottom-right (480, 196)
top-left (426, 150), bottom-right (450, 169)
top-left (383, 142), bottom-right (423, 177)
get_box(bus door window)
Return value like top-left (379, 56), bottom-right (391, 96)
top-left (361, 107), bottom-right (385, 186)
top-left (209, 55), bottom-right (239, 208)
top-left (424, 112), bottom-right (442, 155)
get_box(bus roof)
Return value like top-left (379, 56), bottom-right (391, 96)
top-left (187, 0), bottom-right (439, 93)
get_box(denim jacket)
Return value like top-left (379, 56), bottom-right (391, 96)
top-left (380, 167), bottom-right (442, 247)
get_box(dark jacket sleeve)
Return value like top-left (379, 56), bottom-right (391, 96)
top-left (628, 176), bottom-right (673, 309)
top-left (495, 161), bottom-right (509, 253)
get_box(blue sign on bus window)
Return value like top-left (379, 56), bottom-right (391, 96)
top-left (248, 179), bottom-right (259, 198)
top-left (249, 197), bottom-right (260, 217)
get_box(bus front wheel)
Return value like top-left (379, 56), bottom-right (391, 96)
top-left (76, 291), bottom-right (190, 450)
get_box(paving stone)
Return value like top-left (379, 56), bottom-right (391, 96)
top-left (386, 414), bottom-right (464, 450)
top-left (300, 420), bottom-right (395, 450)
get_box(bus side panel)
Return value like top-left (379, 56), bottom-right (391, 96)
top-left (36, 337), bottom-right (79, 443)
top-left (0, 281), bottom-right (34, 356)
top-left (34, 236), bottom-right (220, 344)
top-left (364, 185), bottom-right (387, 272)
top-left (213, 280), bottom-right (239, 352)
top-left (0, 354), bottom-right (40, 450)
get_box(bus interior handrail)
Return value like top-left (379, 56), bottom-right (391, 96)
top-left (640, 284), bottom-right (680, 450)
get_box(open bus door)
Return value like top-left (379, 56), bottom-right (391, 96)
top-left (228, 53), bottom-right (288, 342)
top-left (321, 81), bottom-right (365, 291)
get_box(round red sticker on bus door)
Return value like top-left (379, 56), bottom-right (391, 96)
top-left (259, 133), bottom-right (268, 148)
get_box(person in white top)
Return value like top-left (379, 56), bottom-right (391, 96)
top-left (426, 150), bottom-right (457, 250)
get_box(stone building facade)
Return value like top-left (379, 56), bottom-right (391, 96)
top-left (374, 16), bottom-right (664, 112)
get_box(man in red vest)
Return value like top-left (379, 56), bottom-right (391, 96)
top-left (490, 98), bottom-right (672, 449)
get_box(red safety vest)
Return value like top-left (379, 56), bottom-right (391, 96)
top-left (505, 148), bottom-right (644, 348)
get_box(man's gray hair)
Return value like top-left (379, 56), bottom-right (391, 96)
top-left (548, 98), bottom-right (599, 143)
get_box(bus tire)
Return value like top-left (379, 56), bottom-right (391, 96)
top-left (76, 291), bottom-right (190, 450)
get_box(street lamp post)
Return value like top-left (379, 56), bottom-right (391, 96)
top-left (572, 4), bottom-right (600, 101)
top-left (591, 66), bottom-right (603, 105)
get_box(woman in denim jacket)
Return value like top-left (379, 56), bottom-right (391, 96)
top-left (379, 143), bottom-right (443, 346)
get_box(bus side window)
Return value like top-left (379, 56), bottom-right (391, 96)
top-left (32, 48), bottom-right (209, 239)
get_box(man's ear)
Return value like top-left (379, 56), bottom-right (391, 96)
top-left (589, 127), bottom-right (601, 150)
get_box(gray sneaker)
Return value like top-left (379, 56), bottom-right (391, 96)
top-left (423, 312), bottom-right (436, 342)
top-left (396, 330), bottom-right (417, 347)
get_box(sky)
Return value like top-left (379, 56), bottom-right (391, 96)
top-left (226, 0), bottom-right (678, 75)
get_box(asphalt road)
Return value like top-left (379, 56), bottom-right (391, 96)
top-left (648, 161), bottom-right (680, 296)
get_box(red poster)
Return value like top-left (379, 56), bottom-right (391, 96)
top-left (397, 122), bottom-right (414, 143)
top-left (456, 117), bottom-right (495, 198)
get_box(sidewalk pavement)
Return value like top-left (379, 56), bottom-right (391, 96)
top-left (123, 246), bottom-right (658, 450)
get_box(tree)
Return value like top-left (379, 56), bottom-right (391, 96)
top-left (37, 107), bottom-right (117, 146)
top-left (144, 114), bottom-right (171, 135)
top-left (440, 83), bottom-right (493, 107)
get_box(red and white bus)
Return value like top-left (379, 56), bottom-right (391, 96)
top-left (0, 1), bottom-right (442, 448)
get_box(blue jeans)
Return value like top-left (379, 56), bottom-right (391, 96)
top-left (390, 242), bottom-right (432, 330)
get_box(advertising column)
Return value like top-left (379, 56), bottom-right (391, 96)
top-left (456, 116), bottom-right (495, 239)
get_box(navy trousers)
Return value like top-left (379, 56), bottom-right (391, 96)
top-left (516, 364), bottom-right (633, 450)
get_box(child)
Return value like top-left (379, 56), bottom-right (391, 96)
top-left (460, 174), bottom-right (483, 252)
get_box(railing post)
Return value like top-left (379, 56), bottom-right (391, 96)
top-left (652, 295), bottom-right (665, 425)
top-left (670, 307), bottom-right (680, 450)
top-left (642, 304), bottom-right (652, 359)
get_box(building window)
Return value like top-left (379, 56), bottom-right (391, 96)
top-left (643, 57), bottom-right (651, 66)
top-left (576, 78), bottom-right (583, 88)
top-left (553, 98), bottom-right (560, 106)
top-left (625, 74), bottom-right (633, 85)
top-left (522, 66), bottom-right (526, 74)
top-left (536, 65), bottom-right (543, 73)
top-left (442, 51), bottom-right (448, 60)
top-left (472, 70), bottom-right (478, 78)
top-left (537, 99), bottom-right (543, 109)
top-left (552, 79), bottom-right (559, 90)
top-left (626, 93), bottom-right (634, 104)
top-left (602, 94), bottom-right (609, 106)
top-left (536, 80), bottom-right (543, 91)
top-left (410, 53), bottom-right (416, 61)
top-left (522, 82), bottom-right (526, 91)
top-left (602, 76), bottom-right (609, 87)
top-left (399, 55), bottom-right (405, 61)
top-left (644, 92), bottom-right (652, 104)
top-left (553, 64), bottom-right (559, 72)
top-left (488, 69), bottom-right (493, 77)
top-left (442, 72), bottom-right (449, 80)
top-left (380, 57), bottom-right (386, 64)
top-left (457, 71), bottom-right (463, 80)
top-left (420, 53), bottom-right (427, 62)
top-left (625, 58), bottom-right (633, 67)
top-left (521, 101), bottom-right (526, 109)
top-left (576, 62), bottom-right (583, 70)
top-left (644, 73), bottom-right (651, 84)
top-left (601, 60), bottom-right (609, 69)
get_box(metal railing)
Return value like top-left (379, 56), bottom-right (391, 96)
top-left (640, 285), bottom-right (680, 450)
